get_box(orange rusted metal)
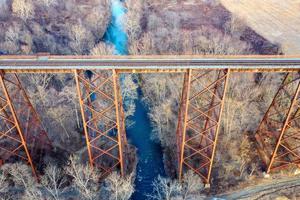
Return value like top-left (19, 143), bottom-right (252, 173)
top-left (256, 72), bottom-right (300, 173)
top-left (74, 69), bottom-right (126, 178)
top-left (0, 71), bottom-right (52, 174)
top-left (2, 55), bottom-right (300, 182)
top-left (0, 72), bottom-right (36, 177)
top-left (3, 69), bottom-right (300, 74)
top-left (177, 69), bottom-right (229, 183)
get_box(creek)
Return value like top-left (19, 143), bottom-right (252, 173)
top-left (104, 0), bottom-right (166, 199)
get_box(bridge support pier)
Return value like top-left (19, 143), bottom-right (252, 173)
top-left (74, 69), bottom-right (126, 178)
top-left (176, 69), bottom-right (230, 184)
top-left (0, 71), bottom-right (51, 177)
top-left (256, 72), bottom-right (300, 173)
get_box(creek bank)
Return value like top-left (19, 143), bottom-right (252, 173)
top-left (103, 0), bottom-right (166, 199)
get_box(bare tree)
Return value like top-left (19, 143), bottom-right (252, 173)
top-left (181, 171), bottom-right (204, 200)
top-left (3, 26), bottom-right (21, 54)
top-left (47, 104), bottom-right (73, 139)
top-left (224, 15), bottom-right (247, 39)
top-left (124, 0), bottom-right (143, 43)
top-left (12, 0), bottom-right (34, 20)
top-left (148, 175), bottom-right (182, 200)
top-left (238, 135), bottom-right (255, 178)
top-left (120, 74), bottom-right (138, 119)
top-left (104, 171), bottom-right (134, 200)
top-left (36, 0), bottom-right (57, 7)
top-left (83, 0), bottom-right (110, 39)
top-left (60, 81), bottom-right (82, 130)
top-left (1, 0), bottom-right (111, 54)
top-left (69, 24), bottom-right (94, 54)
top-left (2, 23), bottom-right (33, 54)
top-left (148, 172), bottom-right (205, 200)
top-left (65, 155), bottom-right (100, 200)
top-left (2, 163), bottom-right (43, 200)
top-left (213, 73), bottom-right (283, 189)
top-left (25, 74), bottom-right (54, 106)
top-left (22, 74), bottom-right (81, 146)
top-left (128, 33), bottom-right (156, 55)
top-left (41, 165), bottom-right (68, 200)
top-left (0, 167), bottom-right (8, 195)
top-left (90, 43), bottom-right (114, 55)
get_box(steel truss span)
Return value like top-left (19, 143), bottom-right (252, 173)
top-left (1, 55), bottom-right (300, 184)
top-left (256, 72), bottom-right (300, 172)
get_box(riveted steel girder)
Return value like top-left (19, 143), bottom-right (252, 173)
top-left (256, 72), bottom-right (300, 173)
top-left (74, 69), bottom-right (126, 178)
top-left (177, 69), bottom-right (229, 183)
top-left (0, 72), bottom-right (51, 177)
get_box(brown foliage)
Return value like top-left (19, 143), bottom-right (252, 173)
top-left (91, 42), bottom-right (115, 55)
top-left (0, 0), bottom-right (111, 54)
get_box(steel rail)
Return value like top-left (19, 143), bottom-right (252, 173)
top-left (0, 55), bottom-right (300, 72)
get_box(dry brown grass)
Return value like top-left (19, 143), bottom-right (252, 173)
top-left (220, 0), bottom-right (300, 54)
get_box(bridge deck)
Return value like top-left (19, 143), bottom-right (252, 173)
top-left (0, 55), bottom-right (300, 73)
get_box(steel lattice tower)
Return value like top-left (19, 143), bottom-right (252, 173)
top-left (74, 69), bottom-right (126, 178)
top-left (256, 72), bottom-right (300, 172)
top-left (176, 69), bottom-right (229, 183)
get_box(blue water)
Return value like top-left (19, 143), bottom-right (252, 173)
top-left (126, 90), bottom-right (166, 200)
top-left (104, 0), bottom-right (128, 55)
top-left (104, 0), bottom-right (166, 199)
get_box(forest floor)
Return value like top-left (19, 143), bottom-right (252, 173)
top-left (142, 0), bottom-right (224, 32)
top-left (156, 0), bottom-right (230, 30)
top-left (220, 0), bottom-right (300, 54)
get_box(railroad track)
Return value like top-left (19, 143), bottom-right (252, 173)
top-left (0, 55), bottom-right (300, 72)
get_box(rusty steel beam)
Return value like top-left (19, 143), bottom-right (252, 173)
top-left (0, 71), bottom-right (52, 173)
top-left (74, 69), bottom-right (126, 178)
top-left (2, 69), bottom-right (300, 74)
top-left (3, 69), bottom-right (189, 74)
top-left (176, 70), bottom-right (192, 181)
top-left (3, 69), bottom-right (74, 74)
top-left (177, 69), bottom-right (229, 184)
top-left (0, 72), bottom-right (37, 177)
top-left (256, 72), bottom-right (300, 173)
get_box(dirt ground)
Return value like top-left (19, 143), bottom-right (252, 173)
top-left (215, 175), bottom-right (300, 200)
top-left (220, 0), bottom-right (300, 54)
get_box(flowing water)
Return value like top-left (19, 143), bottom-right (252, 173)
top-left (104, 0), bottom-right (166, 199)
top-left (104, 0), bottom-right (128, 55)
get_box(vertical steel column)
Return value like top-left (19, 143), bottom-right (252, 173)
top-left (177, 69), bottom-right (229, 184)
top-left (112, 70), bottom-right (125, 176)
top-left (177, 69), bottom-right (192, 180)
top-left (0, 73), bottom-right (36, 177)
top-left (74, 69), bottom-right (126, 178)
top-left (256, 72), bottom-right (300, 173)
